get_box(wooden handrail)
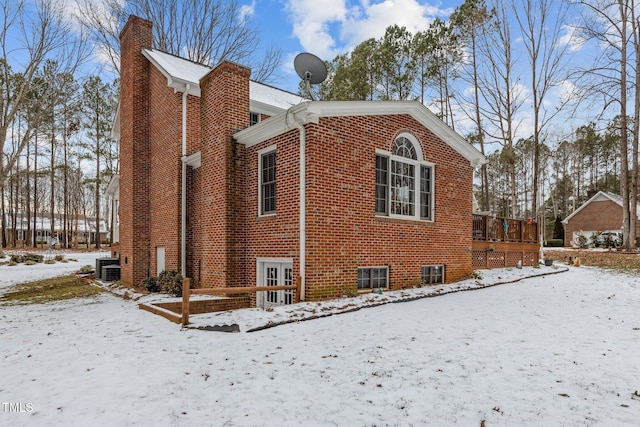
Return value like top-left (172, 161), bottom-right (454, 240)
top-left (181, 277), bottom-right (302, 326)
top-left (191, 285), bottom-right (297, 294)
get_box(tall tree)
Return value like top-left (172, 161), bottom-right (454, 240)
top-left (513, 0), bottom-right (573, 229)
top-left (476, 2), bottom-right (525, 217)
top-left (80, 76), bottom-right (117, 250)
top-left (0, 0), bottom-right (87, 184)
top-left (378, 25), bottom-right (417, 100)
top-left (451, 0), bottom-right (494, 211)
top-left (576, 0), bottom-right (636, 248)
top-left (77, 0), bottom-right (281, 83)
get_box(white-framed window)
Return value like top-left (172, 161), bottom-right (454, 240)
top-left (376, 134), bottom-right (434, 221)
top-left (422, 265), bottom-right (445, 284)
top-left (258, 145), bottom-right (276, 216)
top-left (250, 112), bottom-right (260, 126)
top-left (357, 266), bottom-right (389, 290)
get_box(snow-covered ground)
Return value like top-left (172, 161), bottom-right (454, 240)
top-left (0, 250), bottom-right (106, 292)
top-left (1, 257), bottom-right (640, 426)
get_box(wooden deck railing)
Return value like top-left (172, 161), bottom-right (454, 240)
top-left (472, 214), bottom-right (539, 243)
top-left (181, 277), bottom-right (301, 326)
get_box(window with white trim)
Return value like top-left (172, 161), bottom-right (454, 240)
top-left (357, 267), bottom-right (388, 290)
top-left (376, 135), bottom-right (433, 220)
top-left (259, 149), bottom-right (276, 215)
top-left (250, 112), bottom-right (260, 126)
top-left (422, 265), bottom-right (445, 284)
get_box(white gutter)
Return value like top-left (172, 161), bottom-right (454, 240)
top-left (180, 84), bottom-right (190, 277)
top-left (291, 113), bottom-right (306, 301)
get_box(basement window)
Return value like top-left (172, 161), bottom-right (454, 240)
top-left (357, 267), bottom-right (388, 291)
top-left (422, 265), bottom-right (445, 284)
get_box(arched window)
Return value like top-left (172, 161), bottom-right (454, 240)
top-left (375, 134), bottom-right (434, 220)
top-left (394, 137), bottom-right (417, 160)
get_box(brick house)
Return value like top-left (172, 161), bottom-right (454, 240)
top-left (112, 16), bottom-right (485, 307)
top-left (563, 191), bottom-right (640, 247)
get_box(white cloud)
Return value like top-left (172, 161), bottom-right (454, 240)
top-left (285, 0), bottom-right (452, 60)
top-left (556, 24), bottom-right (585, 53)
top-left (239, 0), bottom-right (256, 22)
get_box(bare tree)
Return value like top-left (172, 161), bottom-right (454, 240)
top-left (0, 0), bottom-right (87, 184)
top-left (575, 0), bottom-right (636, 248)
top-left (76, 0), bottom-right (282, 83)
top-left (513, 0), bottom-right (574, 226)
top-left (451, 0), bottom-right (494, 211)
top-left (476, 2), bottom-right (526, 217)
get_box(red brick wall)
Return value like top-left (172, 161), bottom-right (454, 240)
top-left (148, 65), bottom-right (181, 275)
top-left (118, 16), bottom-right (152, 286)
top-left (564, 200), bottom-right (639, 244)
top-left (242, 129), bottom-right (303, 297)
top-left (196, 62), bottom-right (251, 288)
top-left (304, 115), bottom-right (473, 299)
top-left (240, 114), bottom-right (474, 301)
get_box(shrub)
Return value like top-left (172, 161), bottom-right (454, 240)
top-left (10, 254), bottom-right (24, 263)
top-left (544, 239), bottom-right (564, 247)
top-left (78, 265), bottom-right (93, 274)
top-left (0, 250), bottom-right (5, 259)
top-left (44, 259), bottom-right (56, 264)
top-left (55, 254), bottom-right (64, 261)
top-left (576, 232), bottom-right (588, 249)
top-left (11, 253), bottom-right (44, 264)
top-left (142, 276), bottom-right (160, 293)
top-left (8, 261), bottom-right (17, 266)
top-left (25, 260), bottom-right (37, 266)
top-left (157, 270), bottom-right (186, 296)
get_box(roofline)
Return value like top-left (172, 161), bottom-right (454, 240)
top-left (562, 191), bottom-right (631, 224)
top-left (142, 48), bottom-right (202, 96)
top-left (234, 100), bottom-right (487, 167)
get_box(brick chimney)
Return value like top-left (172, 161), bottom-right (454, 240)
top-left (198, 61), bottom-right (250, 287)
top-left (118, 16), bottom-right (152, 286)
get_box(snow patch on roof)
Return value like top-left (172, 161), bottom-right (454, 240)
top-left (142, 48), bottom-right (304, 111)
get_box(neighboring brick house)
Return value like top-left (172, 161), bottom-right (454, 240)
top-left (562, 191), bottom-right (640, 246)
top-left (112, 16), bottom-right (485, 307)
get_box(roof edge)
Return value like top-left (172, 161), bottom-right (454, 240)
top-left (234, 101), bottom-right (486, 166)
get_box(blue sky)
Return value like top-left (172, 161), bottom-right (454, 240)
top-left (246, 0), bottom-right (460, 92)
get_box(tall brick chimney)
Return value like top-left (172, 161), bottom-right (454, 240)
top-left (118, 16), bottom-right (152, 286)
top-left (198, 62), bottom-right (250, 287)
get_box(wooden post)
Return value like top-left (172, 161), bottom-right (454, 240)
top-left (295, 276), bottom-right (302, 303)
top-left (182, 278), bottom-right (190, 326)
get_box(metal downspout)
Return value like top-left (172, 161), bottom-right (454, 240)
top-left (181, 84), bottom-right (190, 277)
top-left (293, 117), bottom-right (306, 301)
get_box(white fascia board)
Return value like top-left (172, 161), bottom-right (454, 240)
top-left (562, 191), bottom-right (610, 224)
top-left (561, 191), bottom-right (640, 224)
top-left (142, 49), bottom-right (201, 96)
top-left (235, 100), bottom-right (486, 167)
top-left (250, 99), bottom-right (287, 117)
top-left (234, 102), bottom-right (316, 147)
top-left (105, 174), bottom-right (120, 196)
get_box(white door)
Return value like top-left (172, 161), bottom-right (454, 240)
top-left (259, 262), bottom-right (294, 308)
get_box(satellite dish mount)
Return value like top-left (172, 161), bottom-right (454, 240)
top-left (294, 53), bottom-right (327, 100)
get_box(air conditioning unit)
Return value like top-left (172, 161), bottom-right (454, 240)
top-left (96, 257), bottom-right (119, 280)
top-left (102, 265), bottom-right (121, 282)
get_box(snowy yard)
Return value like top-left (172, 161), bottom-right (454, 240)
top-left (1, 256), bottom-right (640, 426)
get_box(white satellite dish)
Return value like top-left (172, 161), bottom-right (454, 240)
top-left (294, 53), bottom-right (328, 85)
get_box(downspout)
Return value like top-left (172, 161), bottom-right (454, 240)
top-left (292, 116), bottom-right (306, 301)
top-left (181, 84), bottom-right (190, 277)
